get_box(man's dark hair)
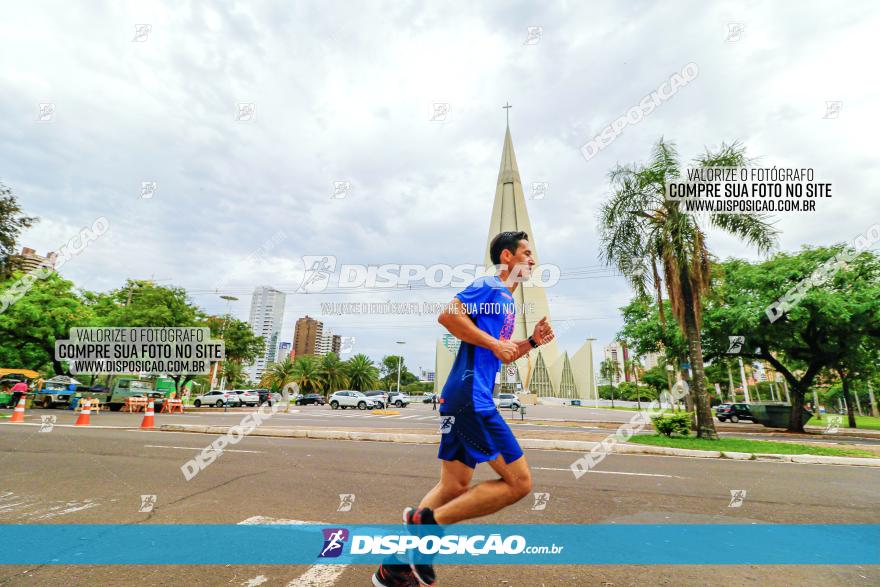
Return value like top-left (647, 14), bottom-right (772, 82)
top-left (489, 231), bottom-right (529, 265)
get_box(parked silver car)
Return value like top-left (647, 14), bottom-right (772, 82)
top-left (192, 390), bottom-right (242, 408)
top-left (494, 393), bottom-right (521, 410)
top-left (329, 390), bottom-right (376, 410)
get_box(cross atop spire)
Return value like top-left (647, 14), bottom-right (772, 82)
top-left (502, 101), bottom-right (512, 126)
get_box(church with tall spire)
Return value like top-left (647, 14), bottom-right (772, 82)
top-left (434, 116), bottom-right (596, 401)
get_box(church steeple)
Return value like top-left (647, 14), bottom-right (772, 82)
top-left (435, 118), bottom-right (596, 402)
top-left (483, 122), bottom-right (559, 391)
top-left (484, 123), bottom-right (538, 267)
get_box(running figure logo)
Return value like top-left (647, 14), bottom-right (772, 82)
top-left (531, 492), bottom-right (550, 511)
top-left (319, 528), bottom-right (349, 558)
top-left (297, 255), bottom-right (336, 293)
top-left (139, 494), bottom-right (157, 513)
top-left (727, 336), bottom-right (744, 354)
top-left (439, 416), bottom-right (455, 434)
top-left (337, 493), bottom-right (355, 512)
top-left (39, 415), bottom-right (57, 433)
top-left (728, 490), bottom-right (747, 508)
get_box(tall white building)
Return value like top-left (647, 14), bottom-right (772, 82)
top-left (246, 286), bottom-right (286, 382)
top-left (603, 341), bottom-right (629, 386)
top-left (316, 328), bottom-right (333, 356)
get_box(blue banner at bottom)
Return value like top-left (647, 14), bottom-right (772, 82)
top-left (0, 524), bottom-right (877, 565)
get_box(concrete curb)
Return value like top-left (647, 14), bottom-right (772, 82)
top-left (156, 425), bottom-right (880, 467)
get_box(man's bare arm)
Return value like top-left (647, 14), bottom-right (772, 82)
top-left (438, 298), bottom-right (517, 363)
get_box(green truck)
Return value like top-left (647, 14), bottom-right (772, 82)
top-left (100, 378), bottom-right (167, 411)
top-left (102, 377), bottom-right (192, 410)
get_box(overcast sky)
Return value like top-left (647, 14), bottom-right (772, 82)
top-left (2, 1), bottom-right (878, 374)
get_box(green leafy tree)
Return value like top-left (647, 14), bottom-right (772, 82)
top-left (0, 183), bottom-right (38, 277)
top-left (206, 315), bottom-right (265, 365)
top-left (88, 280), bottom-right (205, 393)
top-left (0, 271), bottom-right (94, 374)
top-left (380, 355), bottom-right (417, 390)
top-left (642, 365), bottom-right (671, 399)
top-left (599, 139), bottom-right (778, 438)
top-left (701, 247), bottom-right (880, 431)
top-left (617, 296), bottom-right (687, 407)
top-left (345, 354), bottom-right (379, 391)
top-left (206, 315), bottom-right (264, 391)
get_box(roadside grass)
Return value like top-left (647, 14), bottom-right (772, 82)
top-left (808, 414), bottom-right (880, 431)
top-left (573, 405), bottom-right (643, 411)
top-left (627, 434), bottom-right (876, 458)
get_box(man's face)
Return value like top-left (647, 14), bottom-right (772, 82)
top-left (501, 239), bottom-right (536, 281)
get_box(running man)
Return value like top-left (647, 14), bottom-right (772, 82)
top-left (373, 231), bottom-right (555, 587)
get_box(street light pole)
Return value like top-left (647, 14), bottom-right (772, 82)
top-left (395, 341), bottom-right (405, 394)
top-left (211, 295), bottom-right (238, 391)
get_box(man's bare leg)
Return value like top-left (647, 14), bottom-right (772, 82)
top-left (429, 455), bottom-right (532, 525)
top-left (418, 458), bottom-right (474, 511)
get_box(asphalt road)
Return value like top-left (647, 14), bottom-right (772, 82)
top-left (0, 421), bottom-right (878, 586)
top-left (6, 403), bottom-right (880, 446)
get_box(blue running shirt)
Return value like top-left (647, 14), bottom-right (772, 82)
top-left (441, 276), bottom-right (516, 412)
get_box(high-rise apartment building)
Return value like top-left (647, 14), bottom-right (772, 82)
top-left (294, 315), bottom-right (323, 357)
top-left (246, 286), bottom-right (286, 382)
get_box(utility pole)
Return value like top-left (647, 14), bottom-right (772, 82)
top-left (738, 357), bottom-right (751, 403)
top-left (727, 361), bottom-right (736, 403)
top-left (868, 381), bottom-right (879, 418)
top-left (395, 341), bottom-right (405, 394)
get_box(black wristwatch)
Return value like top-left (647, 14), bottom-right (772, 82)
top-left (528, 336), bottom-right (539, 348)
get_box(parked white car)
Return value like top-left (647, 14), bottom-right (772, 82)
top-left (231, 389), bottom-right (260, 406)
top-left (494, 393), bottom-right (521, 410)
top-left (387, 391), bottom-right (411, 407)
top-left (193, 390), bottom-right (242, 408)
top-left (329, 390), bottom-right (376, 410)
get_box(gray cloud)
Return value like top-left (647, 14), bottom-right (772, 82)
top-left (2, 0), bottom-right (877, 371)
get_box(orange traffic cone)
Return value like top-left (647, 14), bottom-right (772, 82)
top-left (140, 401), bottom-right (155, 429)
top-left (75, 400), bottom-right (92, 426)
top-left (9, 397), bottom-right (26, 423)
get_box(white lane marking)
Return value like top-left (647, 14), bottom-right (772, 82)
top-left (396, 416), bottom-right (419, 420)
top-left (238, 516), bottom-right (348, 587)
top-left (144, 444), bottom-right (263, 454)
top-left (35, 500), bottom-right (100, 519)
top-left (4, 422), bottom-right (134, 429)
top-left (286, 564), bottom-right (348, 587)
top-left (0, 492), bottom-right (101, 520)
top-left (532, 466), bottom-right (680, 478)
top-left (417, 416), bottom-right (436, 421)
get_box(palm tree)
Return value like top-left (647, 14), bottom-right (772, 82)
top-left (291, 356), bottom-right (325, 394)
top-left (345, 354), bottom-right (379, 391)
top-left (599, 138), bottom-right (778, 439)
top-left (260, 357), bottom-right (297, 392)
top-left (599, 358), bottom-right (620, 407)
top-left (625, 358), bottom-right (644, 409)
top-left (221, 360), bottom-right (246, 390)
top-left (320, 352), bottom-right (349, 397)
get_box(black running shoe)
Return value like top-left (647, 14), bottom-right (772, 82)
top-left (372, 559), bottom-right (419, 587)
top-left (403, 507), bottom-right (440, 586)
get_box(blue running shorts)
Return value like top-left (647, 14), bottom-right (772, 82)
top-left (438, 406), bottom-right (524, 469)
